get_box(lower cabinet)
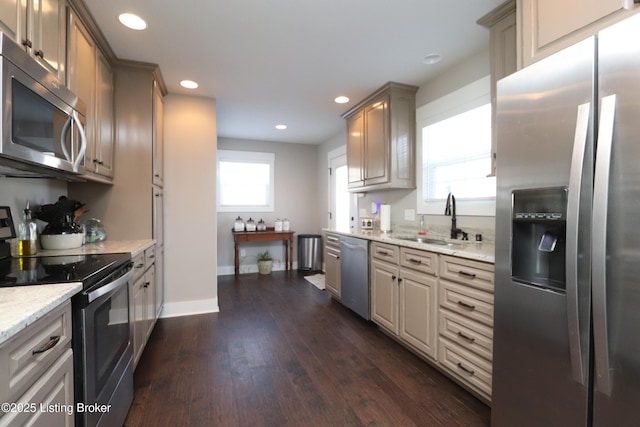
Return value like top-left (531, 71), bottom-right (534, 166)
top-left (130, 245), bottom-right (157, 369)
top-left (437, 255), bottom-right (495, 402)
top-left (369, 241), bottom-right (495, 402)
top-left (370, 242), bottom-right (437, 360)
top-left (324, 232), bottom-right (341, 299)
top-left (0, 302), bottom-right (74, 427)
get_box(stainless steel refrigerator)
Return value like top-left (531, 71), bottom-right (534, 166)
top-left (493, 13), bottom-right (640, 427)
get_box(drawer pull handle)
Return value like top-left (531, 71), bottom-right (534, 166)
top-left (327, 253), bottom-right (340, 259)
top-left (458, 271), bottom-right (477, 279)
top-left (136, 263), bottom-right (144, 269)
top-left (457, 362), bottom-right (475, 376)
top-left (457, 301), bottom-right (476, 310)
top-left (32, 336), bottom-right (61, 355)
top-left (377, 250), bottom-right (390, 256)
top-left (408, 258), bottom-right (422, 265)
top-left (457, 331), bottom-right (476, 343)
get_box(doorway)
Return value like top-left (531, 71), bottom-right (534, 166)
top-left (328, 147), bottom-right (352, 230)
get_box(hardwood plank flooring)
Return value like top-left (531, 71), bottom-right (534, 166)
top-left (124, 271), bottom-right (490, 427)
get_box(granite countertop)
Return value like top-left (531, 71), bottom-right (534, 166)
top-left (0, 239), bottom-right (156, 347)
top-left (0, 283), bottom-right (82, 346)
top-left (323, 229), bottom-right (495, 263)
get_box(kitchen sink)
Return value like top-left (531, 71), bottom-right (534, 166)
top-left (396, 236), bottom-right (462, 246)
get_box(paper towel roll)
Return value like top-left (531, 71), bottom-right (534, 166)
top-left (380, 204), bottom-right (391, 232)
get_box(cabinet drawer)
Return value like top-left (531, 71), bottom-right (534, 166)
top-left (0, 301), bottom-right (71, 405)
top-left (145, 245), bottom-right (156, 269)
top-left (400, 247), bottom-right (437, 275)
top-left (439, 309), bottom-right (493, 361)
top-left (325, 233), bottom-right (341, 249)
top-left (439, 279), bottom-right (494, 327)
top-left (439, 255), bottom-right (494, 293)
top-left (132, 252), bottom-right (145, 281)
top-left (0, 348), bottom-right (74, 427)
top-left (371, 242), bottom-right (399, 264)
top-left (438, 337), bottom-right (492, 400)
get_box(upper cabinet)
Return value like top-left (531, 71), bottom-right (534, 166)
top-left (518, 0), bottom-right (640, 67)
top-left (152, 80), bottom-right (164, 187)
top-left (0, 0), bottom-right (67, 81)
top-left (67, 9), bottom-right (115, 181)
top-left (478, 0), bottom-right (518, 177)
top-left (342, 82), bottom-right (418, 192)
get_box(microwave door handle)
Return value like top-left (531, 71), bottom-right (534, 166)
top-left (60, 116), bottom-right (72, 162)
top-left (71, 110), bottom-right (87, 172)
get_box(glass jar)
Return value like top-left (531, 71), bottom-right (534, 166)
top-left (234, 216), bottom-right (245, 232)
top-left (246, 217), bottom-right (256, 232)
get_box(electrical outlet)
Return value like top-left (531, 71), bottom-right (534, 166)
top-left (404, 209), bottom-right (415, 221)
top-left (240, 249), bottom-right (246, 256)
top-left (371, 202), bottom-right (378, 214)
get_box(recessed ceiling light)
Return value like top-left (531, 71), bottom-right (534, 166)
top-left (275, 124), bottom-right (287, 130)
top-left (422, 53), bottom-right (442, 65)
top-left (334, 96), bottom-right (350, 104)
top-left (118, 13), bottom-right (147, 30)
top-left (180, 80), bottom-right (199, 89)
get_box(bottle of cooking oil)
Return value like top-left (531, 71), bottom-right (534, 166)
top-left (15, 203), bottom-right (38, 256)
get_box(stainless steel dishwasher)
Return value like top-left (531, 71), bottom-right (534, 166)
top-left (339, 235), bottom-right (370, 320)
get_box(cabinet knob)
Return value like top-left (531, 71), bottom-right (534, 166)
top-left (22, 39), bottom-right (32, 48)
top-left (34, 50), bottom-right (44, 59)
top-left (391, 275), bottom-right (397, 281)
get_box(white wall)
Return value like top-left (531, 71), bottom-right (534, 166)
top-left (217, 137), bottom-right (321, 275)
top-left (162, 94), bottom-right (219, 316)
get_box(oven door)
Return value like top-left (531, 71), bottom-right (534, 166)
top-left (1, 57), bottom-right (87, 173)
top-left (77, 270), bottom-right (133, 427)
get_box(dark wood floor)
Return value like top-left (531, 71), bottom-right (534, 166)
top-left (124, 271), bottom-right (490, 427)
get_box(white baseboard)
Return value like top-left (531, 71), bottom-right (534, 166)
top-left (217, 261), bottom-right (299, 276)
top-left (159, 297), bottom-right (219, 318)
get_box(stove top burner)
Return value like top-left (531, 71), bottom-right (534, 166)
top-left (0, 253), bottom-right (132, 289)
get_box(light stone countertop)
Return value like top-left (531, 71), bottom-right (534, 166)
top-left (0, 283), bottom-right (82, 346)
top-left (323, 229), bottom-right (495, 264)
top-left (0, 239), bottom-right (155, 347)
top-left (36, 239), bottom-right (155, 257)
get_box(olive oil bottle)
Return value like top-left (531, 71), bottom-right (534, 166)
top-left (15, 203), bottom-right (38, 256)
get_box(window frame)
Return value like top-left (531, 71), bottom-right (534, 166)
top-left (216, 149), bottom-right (275, 213)
top-left (416, 75), bottom-right (495, 217)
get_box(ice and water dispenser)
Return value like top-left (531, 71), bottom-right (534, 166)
top-left (511, 188), bottom-right (567, 292)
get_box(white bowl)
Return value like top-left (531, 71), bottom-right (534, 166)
top-left (40, 233), bottom-right (85, 250)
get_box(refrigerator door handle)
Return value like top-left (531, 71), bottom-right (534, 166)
top-left (593, 94), bottom-right (617, 396)
top-left (566, 102), bottom-right (591, 386)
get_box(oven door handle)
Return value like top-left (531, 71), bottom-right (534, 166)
top-left (87, 269), bottom-right (134, 304)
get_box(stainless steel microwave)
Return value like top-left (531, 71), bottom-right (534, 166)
top-left (0, 33), bottom-right (87, 178)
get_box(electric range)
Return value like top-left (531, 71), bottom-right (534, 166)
top-left (0, 252), bottom-right (131, 289)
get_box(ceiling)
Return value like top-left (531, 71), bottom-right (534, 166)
top-left (83, 0), bottom-right (505, 144)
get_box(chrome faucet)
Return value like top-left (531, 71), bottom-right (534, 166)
top-left (445, 192), bottom-right (463, 239)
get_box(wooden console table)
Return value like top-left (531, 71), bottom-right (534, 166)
top-left (232, 228), bottom-right (295, 277)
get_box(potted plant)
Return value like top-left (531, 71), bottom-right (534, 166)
top-left (257, 250), bottom-right (273, 275)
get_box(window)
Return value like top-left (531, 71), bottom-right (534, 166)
top-left (417, 76), bottom-right (495, 216)
top-left (217, 150), bottom-right (275, 212)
